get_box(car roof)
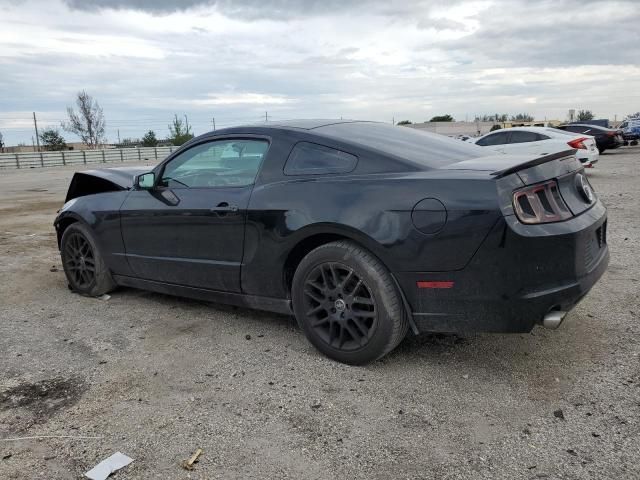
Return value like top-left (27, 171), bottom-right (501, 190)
top-left (561, 123), bottom-right (611, 130)
top-left (238, 119), bottom-right (376, 130)
top-left (210, 120), bottom-right (485, 170)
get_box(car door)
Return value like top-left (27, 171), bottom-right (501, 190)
top-left (119, 137), bottom-right (269, 292)
top-left (475, 131), bottom-right (511, 152)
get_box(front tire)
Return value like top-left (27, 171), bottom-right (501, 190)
top-left (60, 222), bottom-right (115, 297)
top-left (291, 240), bottom-right (408, 365)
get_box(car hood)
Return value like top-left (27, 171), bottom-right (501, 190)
top-left (77, 166), bottom-right (150, 189)
top-left (64, 166), bottom-right (150, 202)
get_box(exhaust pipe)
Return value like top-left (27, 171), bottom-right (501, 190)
top-left (543, 310), bottom-right (567, 329)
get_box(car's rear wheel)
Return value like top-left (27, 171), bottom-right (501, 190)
top-left (291, 240), bottom-right (408, 365)
top-left (60, 222), bottom-right (115, 297)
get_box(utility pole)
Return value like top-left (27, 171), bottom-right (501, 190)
top-left (117, 129), bottom-right (121, 145)
top-left (33, 112), bottom-right (41, 152)
top-left (392, 116), bottom-right (395, 125)
top-left (212, 117), bottom-right (216, 131)
top-left (265, 111), bottom-right (268, 122)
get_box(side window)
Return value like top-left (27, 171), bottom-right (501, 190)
top-left (476, 132), bottom-right (509, 146)
top-left (284, 142), bottom-right (358, 176)
top-left (509, 131), bottom-right (542, 143)
top-left (160, 139), bottom-right (268, 188)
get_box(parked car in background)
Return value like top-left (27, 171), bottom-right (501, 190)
top-left (556, 124), bottom-right (624, 153)
top-left (471, 127), bottom-right (599, 167)
top-left (618, 118), bottom-right (640, 144)
top-left (54, 120), bottom-right (608, 364)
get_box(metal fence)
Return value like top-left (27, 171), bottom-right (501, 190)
top-left (0, 146), bottom-right (178, 169)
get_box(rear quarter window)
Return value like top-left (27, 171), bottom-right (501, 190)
top-left (284, 142), bottom-right (358, 176)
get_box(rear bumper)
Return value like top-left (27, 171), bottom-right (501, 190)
top-left (396, 201), bottom-right (609, 334)
top-left (576, 147), bottom-right (598, 167)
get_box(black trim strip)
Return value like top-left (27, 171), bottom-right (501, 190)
top-left (113, 274), bottom-right (292, 315)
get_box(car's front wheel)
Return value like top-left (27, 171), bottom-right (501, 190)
top-left (291, 240), bottom-right (408, 365)
top-left (60, 222), bottom-right (115, 297)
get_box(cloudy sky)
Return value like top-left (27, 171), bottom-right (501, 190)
top-left (0, 0), bottom-right (638, 144)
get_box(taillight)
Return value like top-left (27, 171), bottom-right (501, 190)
top-left (513, 180), bottom-right (572, 224)
top-left (606, 131), bottom-right (616, 137)
top-left (567, 137), bottom-right (588, 149)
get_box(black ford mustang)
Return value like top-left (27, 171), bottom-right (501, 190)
top-left (54, 120), bottom-right (609, 364)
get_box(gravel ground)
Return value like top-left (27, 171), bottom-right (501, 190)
top-left (0, 148), bottom-right (638, 479)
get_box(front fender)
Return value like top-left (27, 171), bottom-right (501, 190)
top-left (53, 191), bottom-right (132, 276)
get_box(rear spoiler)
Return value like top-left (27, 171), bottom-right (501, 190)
top-left (491, 149), bottom-right (577, 179)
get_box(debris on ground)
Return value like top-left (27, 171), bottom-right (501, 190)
top-left (553, 409), bottom-right (565, 420)
top-left (98, 294), bottom-right (111, 301)
top-left (181, 448), bottom-right (202, 471)
top-left (84, 452), bottom-right (133, 480)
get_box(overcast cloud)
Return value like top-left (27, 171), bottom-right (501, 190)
top-left (0, 0), bottom-right (638, 144)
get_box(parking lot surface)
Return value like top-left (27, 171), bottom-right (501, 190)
top-left (0, 149), bottom-right (638, 479)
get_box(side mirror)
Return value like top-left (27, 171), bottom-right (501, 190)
top-left (136, 172), bottom-right (156, 190)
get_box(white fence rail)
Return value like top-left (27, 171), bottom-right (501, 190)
top-left (0, 146), bottom-right (178, 169)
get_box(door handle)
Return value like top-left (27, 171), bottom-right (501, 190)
top-left (211, 202), bottom-right (239, 213)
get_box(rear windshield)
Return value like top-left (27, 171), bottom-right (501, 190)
top-left (314, 122), bottom-right (484, 168)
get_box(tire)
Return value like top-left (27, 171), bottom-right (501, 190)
top-left (60, 222), bottom-right (116, 297)
top-left (291, 240), bottom-right (408, 365)
top-left (598, 147), bottom-right (605, 154)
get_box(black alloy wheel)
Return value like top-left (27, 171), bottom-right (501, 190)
top-left (63, 232), bottom-right (96, 289)
top-left (292, 240), bottom-right (409, 365)
top-left (302, 262), bottom-right (377, 351)
top-left (60, 222), bottom-right (116, 297)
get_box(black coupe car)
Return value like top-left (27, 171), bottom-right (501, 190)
top-left (54, 120), bottom-right (609, 364)
top-left (556, 124), bottom-right (624, 153)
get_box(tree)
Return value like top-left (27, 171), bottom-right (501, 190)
top-left (429, 114), bottom-right (454, 122)
top-left (168, 114), bottom-right (194, 146)
top-left (511, 113), bottom-right (534, 122)
top-left (0, 131), bottom-right (4, 152)
top-left (62, 91), bottom-right (106, 149)
top-left (39, 128), bottom-right (67, 151)
top-left (577, 110), bottom-right (594, 121)
top-left (397, 120), bottom-right (412, 125)
top-left (142, 130), bottom-right (158, 147)
top-left (476, 114), bottom-right (508, 122)
top-left (490, 124), bottom-right (502, 131)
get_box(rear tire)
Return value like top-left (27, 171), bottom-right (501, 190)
top-left (291, 240), bottom-right (408, 365)
top-left (60, 222), bottom-right (116, 297)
